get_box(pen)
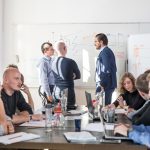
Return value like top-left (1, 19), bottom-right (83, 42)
top-left (27, 127), bottom-right (43, 129)
top-left (8, 135), bottom-right (22, 140)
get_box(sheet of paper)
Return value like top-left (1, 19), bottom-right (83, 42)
top-left (115, 109), bottom-right (127, 114)
top-left (20, 120), bottom-right (46, 127)
top-left (82, 123), bottom-right (104, 132)
top-left (65, 113), bottom-right (88, 120)
top-left (68, 109), bottom-right (88, 115)
top-left (0, 132), bottom-right (40, 145)
top-left (105, 123), bottom-right (115, 130)
top-left (64, 131), bottom-right (96, 142)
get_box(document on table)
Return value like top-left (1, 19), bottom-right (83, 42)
top-left (20, 120), bottom-right (45, 127)
top-left (64, 131), bottom-right (97, 142)
top-left (83, 122), bottom-right (115, 132)
top-left (115, 109), bottom-right (127, 114)
top-left (82, 123), bottom-right (104, 132)
top-left (105, 123), bottom-right (115, 130)
top-left (66, 109), bottom-right (88, 116)
top-left (0, 132), bottom-right (40, 145)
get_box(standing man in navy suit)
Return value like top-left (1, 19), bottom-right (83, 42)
top-left (94, 33), bottom-right (117, 105)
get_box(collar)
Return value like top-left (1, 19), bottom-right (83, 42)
top-left (99, 46), bottom-right (107, 52)
top-left (43, 55), bottom-right (51, 60)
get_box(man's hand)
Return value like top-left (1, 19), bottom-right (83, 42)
top-left (0, 121), bottom-right (14, 135)
top-left (47, 96), bottom-right (53, 102)
top-left (7, 121), bottom-right (14, 134)
top-left (114, 123), bottom-right (130, 137)
top-left (31, 114), bottom-right (44, 121)
top-left (73, 73), bottom-right (76, 79)
top-left (128, 108), bottom-right (135, 113)
top-left (21, 84), bottom-right (30, 96)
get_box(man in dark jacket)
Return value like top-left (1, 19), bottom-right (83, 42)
top-left (94, 33), bottom-right (117, 105)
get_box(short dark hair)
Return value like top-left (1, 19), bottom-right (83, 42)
top-left (41, 42), bottom-right (52, 54)
top-left (7, 64), bottom-right (18, 69)
top-left (95, 33), bottom-right (108, 45)
top-left (136, 73), bottom-right (149, 94)
top-left (144, 69), bottom-right (150, 74)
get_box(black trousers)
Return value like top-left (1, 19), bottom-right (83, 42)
top-left (104, 88), bottom-right (114, 105)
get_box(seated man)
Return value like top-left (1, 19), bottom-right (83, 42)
top-left (127, 73), bottom-right (150, 125)
top-left (7, 64), bottom-right (34, 111)
top-left (52, 41), bottom-right (81, 110)
top-left (1, 68), bottom-right (43, 124)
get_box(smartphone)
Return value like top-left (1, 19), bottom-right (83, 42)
top-left (100, 139), bottom-right (121, 144)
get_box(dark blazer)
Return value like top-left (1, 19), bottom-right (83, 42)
top-left (96, 46), bottom-right (117, 90)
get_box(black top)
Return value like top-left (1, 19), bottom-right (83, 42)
top-left (52, 57), bottom-right (81, 87)
top-left (113, 90), bottom-right (146, 110)
top-left (1, 89), bottom-right (33, 118)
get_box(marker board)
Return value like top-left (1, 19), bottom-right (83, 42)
top-left (13, 24), bottom-right (129, 87)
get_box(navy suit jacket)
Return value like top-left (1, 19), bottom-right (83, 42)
top-left (96, 46), bottom-right (117, 91)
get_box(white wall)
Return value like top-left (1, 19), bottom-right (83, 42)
top-left (2, 0), bottom-right (150, 110)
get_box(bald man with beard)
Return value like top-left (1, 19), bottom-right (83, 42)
top-left (1, 68), bottom-right (43, 124)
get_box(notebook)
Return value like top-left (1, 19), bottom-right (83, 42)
top-left (64, 131), bottom-right (97, 142)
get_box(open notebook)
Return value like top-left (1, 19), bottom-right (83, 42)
top-left (0, 132), bottom-right (40, 145)
top-left (64, 131), bottom-right (97, 142)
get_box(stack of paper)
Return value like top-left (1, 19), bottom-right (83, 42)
top-left (64, 131), bottom-right (97, 142)
top-left (0, 132), bottom-right (40, 145)
top-left (20, 120), bottom-right (45, 127)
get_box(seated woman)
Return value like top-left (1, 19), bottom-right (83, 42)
top-left (109, 72), bottom-right (145, 110)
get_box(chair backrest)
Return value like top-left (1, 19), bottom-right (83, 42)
top-left (38, 86), bottom-right (48, 106)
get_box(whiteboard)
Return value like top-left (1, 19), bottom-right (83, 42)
top-left (128, 34), bottom-right (150, 78)
top-left (13, 24), bottom-right (128, 87)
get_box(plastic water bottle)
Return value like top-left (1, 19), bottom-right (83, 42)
top-left (45, 104), bottom-right (53, 128)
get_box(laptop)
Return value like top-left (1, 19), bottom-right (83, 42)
top-left (85, 91), bottom-right (100, 121)
top-left (99, 108), bottom-right (130, 140)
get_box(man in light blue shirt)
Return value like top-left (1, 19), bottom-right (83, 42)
top-left (37, 42), bottom-right (55, 102)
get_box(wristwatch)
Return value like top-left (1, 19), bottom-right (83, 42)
top-left (29, 115), bottom-right (32, 121)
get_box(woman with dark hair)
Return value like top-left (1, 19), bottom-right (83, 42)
top-left (109, 72), bottom-right (145, 110)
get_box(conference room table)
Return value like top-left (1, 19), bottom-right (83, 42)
top-left (0, 107), bottom-right (147, 150)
